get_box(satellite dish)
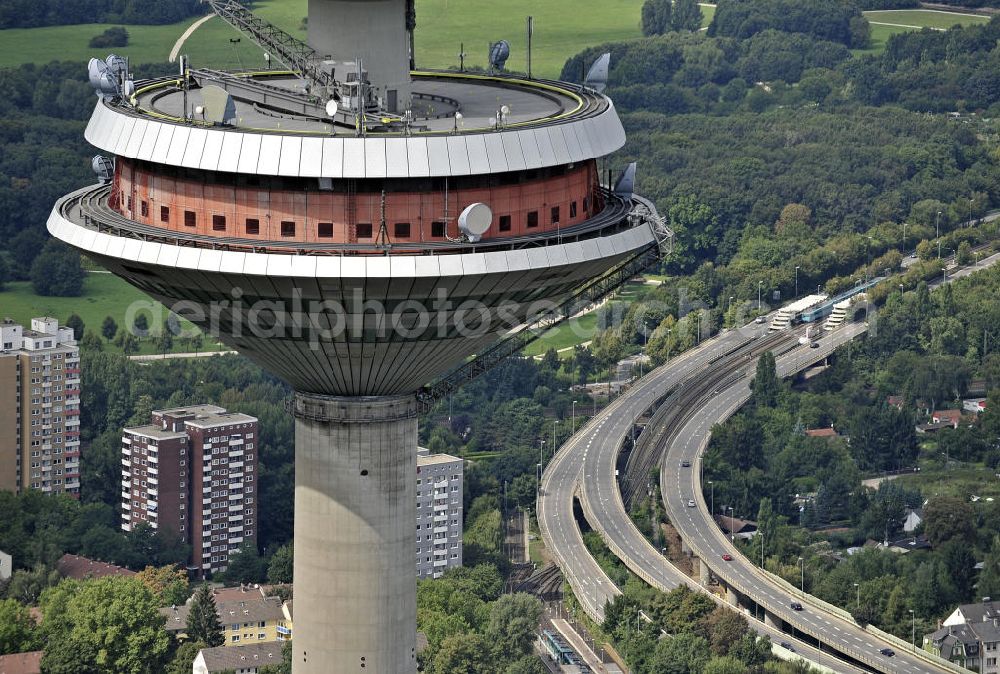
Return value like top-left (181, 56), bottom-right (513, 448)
top-left (87, 58), bottom-right (109, 89)
top-left (194, 105), bottom-right (205, 116)
top-left (97, 71), bottom-right (121, 99)
top-left (91, 155), bottom-right (114, 184)
top-left (500, 105), bottom-right (510, 118)
top-left (614, 162), bottom-right (637, 199)
top-left (489, 40), bottom-right (511, 72)
top-left (123, 79), bottom-right (135, 98)
top-left (584, 53), bottom-right (611, 94)
top-left (200, 85), bottom-right (237, 125)
top-left (458, 203), bottom-right (493, 242)
top-left (105, 54), bottom-right (127, 76)
top-left (325, 99), bottom-right (339, 117)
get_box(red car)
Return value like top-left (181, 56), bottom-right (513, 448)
top-left (722, 554), bottom-right (733, 561)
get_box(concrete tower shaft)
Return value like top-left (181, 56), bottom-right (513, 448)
top-left (292, 394), bottom-right (417, 672)
top-left (308, 0), bottom-right (412, 111)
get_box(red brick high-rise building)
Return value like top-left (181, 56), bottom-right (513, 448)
top-left (122, 404), bottom-right (258, 577)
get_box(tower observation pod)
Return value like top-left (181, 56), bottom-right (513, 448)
top-left (49, 3), bottom-right (671, 672)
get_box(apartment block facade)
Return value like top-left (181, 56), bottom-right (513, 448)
top-left (122, 404), bottom-right (258, 577)
top-left (415, 448), bottom-right (463, 579)
top-left (0, 318), bottom-right (81, 496)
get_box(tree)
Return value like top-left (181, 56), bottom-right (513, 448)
top-left (0, 254), bottom-right (8, 291)
top-left (166, 640), bottom-right (206, 674)
top-left (484, 594), bottom-right (542, 661)
top-left (223, 540), bottom-right (267, 585)
top-left (30, 241), bottom-right (84, 297)
top-left (429, 633), bottom-right (490, 674)
top-left (671, 0), bottom-right (702, 32)
top-left (507, 473), bottom-right (536, 510)
top-left (101, 316), bottom-right (118, 342)
top-left (64, 314), bottom-right (85, 341)
top-left (922, 495), bottom-right (976, 547)
top-left (0, 598), bottom-right (39, 655)
top-left (641, 0), bottom-right (671, 36)
top-left (703, 656), bottom-right (749, 674)
top-left (186, 584), bottom-right (224, 647)
top-left (704, 606), bottom-right (748, 656)
top-left (39, 576), bottom-right (171, 674)
top-left (650, 632), bottom-right (710, 673)
top-left (978, 536), bottom-right (1000, 601)
top-left (267, 543), bottom-right (293, 584)
top-left (135, 565), bottom-right (190, 605)
top-left (751, 351), bottom-right (779, 407)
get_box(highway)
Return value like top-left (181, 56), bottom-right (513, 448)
top-left (660, 323), bottom-right (963, 673)
top-left (539, 321), bottom-right (871, 673)
top-left (540, 248), bottom-right (999, 673)
top-left (538, 325), bottom-right (757, 619)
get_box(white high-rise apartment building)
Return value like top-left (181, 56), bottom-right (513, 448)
top-left (415, 448), bottom-right (463, 579)
top-left (0, 318), bottom-right (81, 496)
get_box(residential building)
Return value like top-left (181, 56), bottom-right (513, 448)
top-left (903, 508), bottom-right (923, 534)
top-left (56, 553), bottom-right (135, 580)
top-left (0, 550), bottom-right (10, 580)
top-left (0, 651), bottom-right (43, 674)
top-left (415, 448), bottom-right (463, 579)
top-left (160, 587), bottom-right (292, 646)
top-left (932, 409), bottom-right (964, 428)
top-left (925, 599), bottom-right (1000, 673)
top-left (193, 642), bottom-right (284, 674)
top-left (0, 317), bottom-right (81, 497)
top-left (122, 405), bottom-right (258, 577)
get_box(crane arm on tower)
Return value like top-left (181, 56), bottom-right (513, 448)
top-left (201, 0), bottom-right (335, 91)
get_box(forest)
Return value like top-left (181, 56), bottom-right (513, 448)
top-left (0, 0), bottom-right (203, 29)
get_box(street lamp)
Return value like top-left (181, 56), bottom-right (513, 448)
top-left (551, 420), bottom-right (559, 454)
top-left (727, 506), bottom-right (735, 543)
top-left (795, 266), bottom-right (800, 298)
top-left (902, 222), bottom-right (907, 254)
top-left (936, 210), bottom-right (942, 239)
top-left (757, 280), bottom-right (763, 311)
top-left (707, 481), bottom-right (714, 517)
top-left (760, 532), bottom-right (765, 569)
top-left (854, 582), bottom-right (860, 609)
top-left (798, 557), bottom-right (804, 594)
top-left (910, 609), bottom-right (916, 651)
top-left (572, 400), bottom-right (577, 435)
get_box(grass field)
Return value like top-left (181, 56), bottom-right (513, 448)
top-left (859, 9), bottom-right (990, 53)
top-left (0, 275), bottom-right (223, 355)
top-left (0, 0), bottom-right (647, 78)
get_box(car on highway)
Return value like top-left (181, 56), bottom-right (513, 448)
top-left (780, 641), bottom-right (794, 651)
top-left (686, 499), bottom-right (696, 507)
top-left (721, 553), bottom-right (733, 561)
top-left (755, 316), bottom-right (765, 324)
top-left (879, 648), bottom-right (895, 657)
top-left (809, 341), bottom-right (820, 348)
top-left (790, 602), bottom-right (803, 611)
top-left (681, 460), bottom-right (691, 467)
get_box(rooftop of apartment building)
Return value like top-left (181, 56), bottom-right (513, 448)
top-left (195, 642), bottom-right (283, 673)
top-left (124, 425), bottom-right (188, 441)
top-left (56, 553), bottom-right (135, 580)
top-left (160, 591), bottom-right (289, 634)
top-left (180, 411), bottom-right (258, 429)
top-left (417, 452), bottom-right (462, 467)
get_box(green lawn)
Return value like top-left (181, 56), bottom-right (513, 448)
top-left (0, 274), bottom-right (223, 355)
top-left (863, 9), bottom-right (990, 31)
top-left (854, 9), bottom-right (989, 54)
top-left (0, 0), bottom-right (647, 78)
top-left (523, 312), bottom-right (599, 357)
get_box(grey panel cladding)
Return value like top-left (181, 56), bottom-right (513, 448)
top-left (84, 98), bottom-right (628, 179)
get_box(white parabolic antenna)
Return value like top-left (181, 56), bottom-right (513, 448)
top-left (325, 99), bottom-right (339, 117)
top-left (458, 203), bottom-right (493, 242)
